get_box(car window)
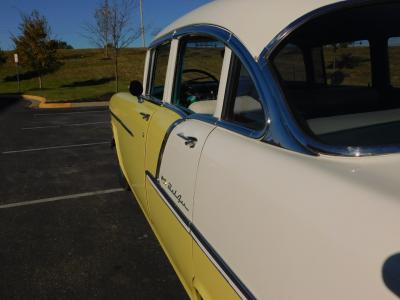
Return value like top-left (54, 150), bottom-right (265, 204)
top-left (274, 43), bottom-right (306, 82)
top-left (322, 40), bottom-right (371, 87)
top-left (223, 56), bottom-right (265, 131)
top-left (149, 42), bottom-right (171, 100)
top-left (388, 37), bottom-right (400, 87)
top-left (268, 2), bottom-right (400, 150)
top-left (172, 37), bottom-right (224, 115)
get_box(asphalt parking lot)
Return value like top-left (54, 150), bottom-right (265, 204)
top-left (0, 99), bottom-right (188, 299)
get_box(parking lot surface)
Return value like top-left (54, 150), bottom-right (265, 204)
top-left (0, 100), bottom-right (188, 299)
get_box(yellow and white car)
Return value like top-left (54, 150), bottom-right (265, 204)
top-left (110, 0), bottom-right (400, 299)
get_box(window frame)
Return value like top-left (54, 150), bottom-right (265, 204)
top-left (387, 36), bottom-right (400, 88)
top-left (219, 54), bottom-right (267, 136)
top-left (149, 26), bottom-right (270, 141)
top-left (169, 35), bottom-right (226, 116)
top-left (146, 41), bottom-right (172, 102)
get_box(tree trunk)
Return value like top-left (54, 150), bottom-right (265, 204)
top-left (114, 48), bottom-right (119, 92)
top-left (105, 44), bottom-right (109, 59)
top-left (38, 75), bottom-right (42, 89)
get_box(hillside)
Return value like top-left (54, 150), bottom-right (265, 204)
top-left (0, 48), bottom-right (146, 102)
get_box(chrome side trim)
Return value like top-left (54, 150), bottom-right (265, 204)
top-left (146, 171), bottom-right (255, 300)
top-left (110, 111), bottom-right (134, 137)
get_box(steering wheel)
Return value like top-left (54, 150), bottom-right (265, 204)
top-left (180, 69), bottom-right (219, 107)
top-left (182, 69), bottom-right (219, 84)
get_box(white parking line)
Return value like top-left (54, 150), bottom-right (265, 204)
top-left (2, 141), bottom-right (110, 154)
top-left (0, 188), bottom-right (124, 210)
top-left (34, 110), bottom-right (108, 117)
top-left (21, 121), bottom-right (109, 130)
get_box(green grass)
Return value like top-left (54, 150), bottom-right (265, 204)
top-left (0, 48), bottom-right (146, 102)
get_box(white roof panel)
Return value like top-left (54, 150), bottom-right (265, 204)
top-left (155, 0), bottom-right (341, 58)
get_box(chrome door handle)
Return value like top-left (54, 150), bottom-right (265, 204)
top-left (140, 112), bottom-right (150, 121)
top-left (177, 133), bottom-right (198, 148)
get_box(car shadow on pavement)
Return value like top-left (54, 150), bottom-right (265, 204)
top-left (0, 94), bottom-right (21, 111)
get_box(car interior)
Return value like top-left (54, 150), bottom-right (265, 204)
top-left (271, 2), bottom-right (400, 147)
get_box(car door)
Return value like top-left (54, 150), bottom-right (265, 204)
top-left (114, 42), bottom-right (171, 213)
top-left (192, 54), bottom-right (267, 299)
top-left (145, 36), bottom-right (228, 296)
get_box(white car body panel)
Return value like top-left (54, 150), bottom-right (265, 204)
top-left (156, 0), bottom-right (340, 59)
top-left (193, 126), bottom-right (400, 299)
top-left (159, 120), bottom-right (216, 221)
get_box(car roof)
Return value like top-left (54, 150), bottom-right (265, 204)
top-left (155, 0), bottom-right (341, 59)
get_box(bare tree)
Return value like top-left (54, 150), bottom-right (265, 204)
top-left (84, 0), bottom-right (112, 58)
top-left (109, 0), bottom-right (140, 92)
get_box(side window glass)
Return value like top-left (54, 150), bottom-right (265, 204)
top-left (173, 37), bottom-right (224, 115)
top-left (388, 37), bottom-right (400, 87)
top-left (311, 47), bottom-right (326, 84)
top-left (150, 42), bottom-right (171, 100)
top-left (273, 43), bottom-right (306, 82)
top-left (322, 40), bottom-right (371, 86)
top-left (224, 57), bottom-right (265, 131)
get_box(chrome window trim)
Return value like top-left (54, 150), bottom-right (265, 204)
top-left (151, 24), bottom-right (282, 143)
top-left (148, 41), bottom-right (172, 103)
top-left (140, 94), bottom-right (163, 106)
top-left (261, 0), bottom-right (391, 60)
top-left (260, 0), bottom-right (400, 157)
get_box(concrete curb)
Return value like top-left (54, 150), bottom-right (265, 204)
top-left (23, 95), bottom-right (72, 109)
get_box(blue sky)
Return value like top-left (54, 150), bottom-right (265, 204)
top-left (0, 0), bottom-right (212, 50)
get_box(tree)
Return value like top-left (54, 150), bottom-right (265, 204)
top-left (84, 0), bottom-right (112, 58)
top-left (0, 48), bottom-right (6, 66)
top-left (49, 39), bottom-right (74, 49)
top-left (110, 0), bottom-right (141, 92)
top-left (12, 11), bottom-right (58, 89)
top-left (85, 0), bottom-right (140, 92)
top-left (109, 0), bottom-right (140, 92)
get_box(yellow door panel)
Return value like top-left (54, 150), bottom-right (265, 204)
top-left (192, 241), bottom-right (241, 300)
top-left (146, 176), bottom-right (194, 298)
top-left (110, 93), bottom-right (161, 214)
top-left (111, 122), bottom-right (128, 179)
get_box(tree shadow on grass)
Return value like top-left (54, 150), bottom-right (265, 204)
top-left (3, 62), bottom-right (63, 82)
top-left (61, 77), bottom-right (114, 88)
top-left (3, 71), bottom-right (37, 82)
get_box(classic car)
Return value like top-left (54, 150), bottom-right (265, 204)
top-left (110, 0), bottom-right (400, 299)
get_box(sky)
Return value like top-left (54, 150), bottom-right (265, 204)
top-left (0, 0), bottom-right (212, 50)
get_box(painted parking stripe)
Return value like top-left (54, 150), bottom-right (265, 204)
top-left (21, 121), bottom-right (110, 130)
top-left (2, 141), bottom-right (110, 154)
top-left (34, 110), bottom-right (108, 117)
top-left (0, 188), bottom-right (124, 210)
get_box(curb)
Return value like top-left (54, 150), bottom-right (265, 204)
top-left (23, 95), bottom-right (72, 109)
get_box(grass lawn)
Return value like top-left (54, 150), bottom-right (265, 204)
top-left (0, 48), bottom-right (146, 102)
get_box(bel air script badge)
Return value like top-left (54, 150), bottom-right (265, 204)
top-left (160, 176), bottom-right (189, 212)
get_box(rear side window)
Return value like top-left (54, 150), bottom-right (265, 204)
top-left (150, 42), bottom-right (171, 100)
top-left (322, 40), bottom-right (372, 86)
top-left (223, 56), bottom-right (265, 131)
top-left (274, 43), bottom-right (306, 82)
top-left (388, 37), bottom-right (400, 87)
top-left (268, 2), bottom-right (400, 150)
top-left (172, 36), bottom-right (224, 115)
